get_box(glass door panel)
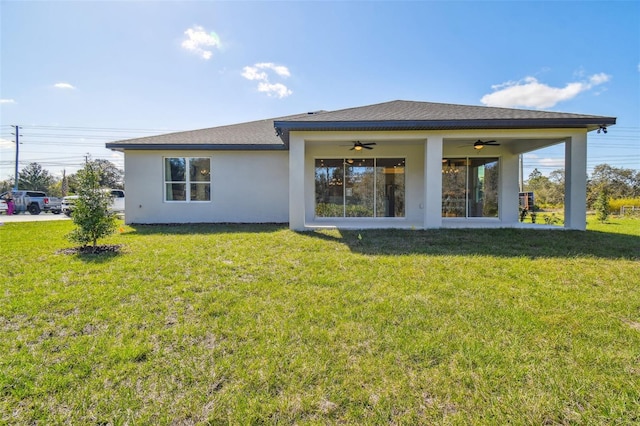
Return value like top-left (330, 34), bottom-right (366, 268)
top-left (315, 159), bottom-right (345, 217)
top-left (467, 158), bottom-right (499, 217)
top-left (442, 157), bottom-right (499, 218)
top-left (375, 158), bottom-right (405, 217)
top-left (442, 159), bottom-right (467, 217)
top-left (345, 159), bottom-right (374, 217)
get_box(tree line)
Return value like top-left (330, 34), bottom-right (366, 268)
top-left (0, 159), bottom-right (123, 196)
top-left (525, 163), bottom-right (639, 208)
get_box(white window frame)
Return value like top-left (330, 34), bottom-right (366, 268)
top-left (163, 156), bottom-right (212, 203)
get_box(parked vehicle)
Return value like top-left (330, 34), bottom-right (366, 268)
top-left (0, 190), bottom-right (62, 215)
top-left (0, 199), bottom-right (7, 214)
top-left (62, 189), bottom-right (125, 217)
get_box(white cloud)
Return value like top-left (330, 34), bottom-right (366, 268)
top-left (539, 158), bottom-right (565, 168)
top-left (0, 99), bottom-right (16, 104)
top-left (54, 82), bottom-right (76, 90)
top-left (181, 25), bottom-right (221, 60)
top-left (257, 82), bottom-right (293, 99)
top-left (255, 62), bottom-right (291, 77)
top-left (0, 137), bottom-right (14, 148)
top-left (589, 73), bottom-right (610, 85)
top-left (480, 73), bottom-right (611, 109)
top-left (241, 67), bottom-right (268, 81)
top-left (242, 62), bottom-right (292, 98)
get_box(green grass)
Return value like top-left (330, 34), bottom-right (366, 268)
top-left (1, 217), bottom-right (639, 424)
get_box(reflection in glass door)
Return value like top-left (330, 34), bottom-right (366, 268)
top-left (315, 158), bottom-right (405, 218)
top-left (345, 159), bottom-right (374, 217)
top-left (468, 158), bottom-right (499, 217)
top-left (442, 158), bottom-right (499, 218)
top-left (376, 158), bottom-right (405, 217)
top-left (315, 159), bottom-right (344, 217)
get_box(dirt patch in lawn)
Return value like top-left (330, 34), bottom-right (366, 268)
top-left (57, 244), bottom-right (124, 255)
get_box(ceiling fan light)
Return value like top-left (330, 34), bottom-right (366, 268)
top-left (474, 144), bottom-right (484, 150)
top-left (354, 145), bottom-right (362, 151)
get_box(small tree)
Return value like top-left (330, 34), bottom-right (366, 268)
top-left (67, 161), bottom-right (117, 250)
top-left (18, 162), bottom-right (55, 191)
top-left (594, 189), bottom-right (610, 223)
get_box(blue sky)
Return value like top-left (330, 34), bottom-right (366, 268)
top-left (1, 0), bottom-right (638, 181)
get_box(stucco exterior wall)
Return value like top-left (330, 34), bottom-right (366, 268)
top-left (123, 150), bottom-right (289, 224)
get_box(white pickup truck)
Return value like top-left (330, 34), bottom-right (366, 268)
top-left (61, 189), bottom-right (125, 217)
top-left (0, 190), bottom-right (62, 215)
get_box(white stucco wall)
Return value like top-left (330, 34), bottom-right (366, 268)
top-left (123, 150), bottom-right (289, 224)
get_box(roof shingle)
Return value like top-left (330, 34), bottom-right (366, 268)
top-left (106, 100), bottom-right (616, 150)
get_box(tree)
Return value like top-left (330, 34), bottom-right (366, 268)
top-left (61, 169), bottom-right (69, 197)
top-left (546, 169), bottom-right (565, 206)
top-left (0, 179), bottom-right (13, 193)
top-left (18, 162), bottom-right (55, 191)
top-left (588, 164), bottom-right (640, 207)
top-left (90, 159), bottom-right (124, 189)
top-left (594, 189), bottom-right (610, 223)
top-left (67, 159), bottom-right (123, 194)
top-left (67, 161), bottom-right (117, 250)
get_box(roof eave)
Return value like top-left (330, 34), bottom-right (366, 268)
top-left (274, 117), bottom-right (616, 131)
top-left (105, 143), bottom-right (287, 151)
top-left (273, 117), bottom-right (617, 144)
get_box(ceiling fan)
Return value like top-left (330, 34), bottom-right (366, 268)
top-left (350, 141), bottom-right (376, 151)
top-left (473, 139), bottom-right (500, 150)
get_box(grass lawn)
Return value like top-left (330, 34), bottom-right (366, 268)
top-left (1, 217), bottom-right (639, 424)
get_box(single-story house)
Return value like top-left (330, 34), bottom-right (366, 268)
top-left (106, 100), bottom-right (616, 231)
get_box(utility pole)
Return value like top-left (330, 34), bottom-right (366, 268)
top-left (11, 125), bottom-right (21, 191)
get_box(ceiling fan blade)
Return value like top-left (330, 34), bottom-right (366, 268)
top-left (363, 145), bottom-right (374, 149)
top-left (473, 139), bottom-right (500, 148)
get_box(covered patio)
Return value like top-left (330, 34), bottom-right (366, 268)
top-left (275, 101), bottom-right (615, 231)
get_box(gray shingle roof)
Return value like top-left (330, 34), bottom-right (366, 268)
top-left (106, 113), bottom-right (312, 151)
top-left (107, 100), bottom-right (616, 151)
top-left (281, 100), bottom-right (610, 122)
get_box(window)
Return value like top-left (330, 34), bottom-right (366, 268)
top-left (164, 157), bottom-right (211, 202)
top-left (315, 158), bottom-right (405, 218)
top-left (442, 157), bottom-right (499, 218)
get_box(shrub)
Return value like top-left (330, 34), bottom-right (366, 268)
top-left (609, 197), bottom-right (640, 214)
top-left (594, 190), bottom-right (610, 223)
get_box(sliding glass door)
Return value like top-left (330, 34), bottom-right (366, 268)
top-left (315, 158), bottom-right (405, 218)
top-left (442, 158), bottom-right (499, 218)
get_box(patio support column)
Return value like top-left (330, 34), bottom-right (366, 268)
top-left (501, 154), bottom-right (520, 226)
top-left (424, 135), bottom-right (443, 228)
top-left (564, 133), bottom-right (587, 230)
top-left (289, 134), bottom-right (306, 231)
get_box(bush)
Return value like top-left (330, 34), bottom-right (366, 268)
top-left (594, 190), bottom-right (610, 223)
top-left (609, 197), bottom-right (640, 214)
